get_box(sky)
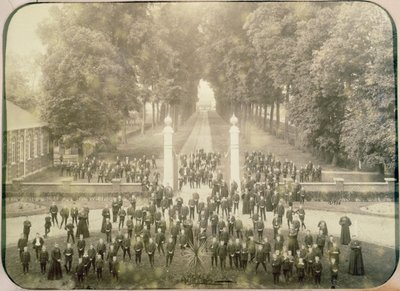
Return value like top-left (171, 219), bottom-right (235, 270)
top-left (5, 3), bottom-right (216, 109)
top-left (197, 79), bottom-right (216, 107)
top-left (6, 4), bottom-right (57, 58)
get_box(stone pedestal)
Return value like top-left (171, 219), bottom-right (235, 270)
top-left (384, 178), bottom-right (396, 194)
top-left (111, 179), bottom-right (121, 193)
top-left (229, 114), bottom-right (241, 190)
top-left (333, 178), bottom-right (344, 192)
top-left (163, 115), bottom-right (174, 188)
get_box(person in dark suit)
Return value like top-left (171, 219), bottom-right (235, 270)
top-left (77, 234), bottom-right (86, 258)
top-left (134, 237), bottom-right (144, 265)
top-left (271, 253), bottom-right (281, 284)
top-left (165, 237), bottom-right (175, 268)
top-left (49, 202), bottom-right (59, 227)
top-left (146, 238), bottom-right (156, 268)
top-left (17, 233), bottom-right (27, 261)
top-left (63, 243), bottom-right (74, 273)
top-left (95, 254), bottom-right (104, 281)
top-left (32, 233), bottom-right (44, 260)
top-left (255, 244), bottom-right (267, 273)
top-left (210, 237), bottom-right (219, 268)
top-left (23, 217), bottom-right (32, 240)
top-left (75, 258), bottom-right (85, 285)
top-left (313, 256), bottom-right (322, 285)
top-left (59, 206), bottom-right (69, 229)
top-left (21, 246), bottom-right (31, 274)
top-left (39, 245), bottom-right (49, 274)
top-left (65, 219), bottom-right (75, 243)
top-left (218, 241), bottom-right (227, 270)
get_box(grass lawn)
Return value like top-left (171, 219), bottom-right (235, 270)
top-left (4, 226), bottom-right (396, 289)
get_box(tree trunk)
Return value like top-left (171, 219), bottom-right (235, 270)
top-left (284, 85), bottom-right (290, 142)
top-left (263, 104), bottom-right (267, 131)
top-left (156, 102), bottom-right (160, 124)
top-left (152, 102), bottom-right (155, 129)
top-left (276, 98), bottom-right (280, 135)
top-left (141, 101), bottom-right (146, 135)
top-left (269, 102), bottom-right (275, 131)
top-left (123, 115), bottom-right (127, 144)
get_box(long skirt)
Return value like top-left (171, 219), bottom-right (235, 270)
top-left (76, 218), bottom-right (90, 238)
top-left (348, 249), bottom-right (365, 275)
top-left (48, 261), bottom-right (62, 280)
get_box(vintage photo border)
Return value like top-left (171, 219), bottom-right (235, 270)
top-left (0, 0), bottom-right (399, 290)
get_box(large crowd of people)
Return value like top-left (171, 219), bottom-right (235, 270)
top-left (16, 150), bottom-right (364, 288)
top-left (58, 155), bottom-right (159, 185)
top-left (243, 151), bottom-right (322, 183)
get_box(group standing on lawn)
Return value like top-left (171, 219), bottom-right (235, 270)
top-left (17, 150), bottom-right (363, 288)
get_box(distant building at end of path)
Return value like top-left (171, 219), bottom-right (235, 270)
top-left (4, 101), bottom-right (53, 181)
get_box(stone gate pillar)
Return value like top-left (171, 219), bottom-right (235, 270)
top-left (163, 115), bottom-right (174, 188)
top-left (230, 114), bottom-right (241, 190)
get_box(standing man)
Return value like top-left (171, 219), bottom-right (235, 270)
top-left (23, 217), bottom-right (31, 240)
top-left (63, 243), bottom-right (74, 273)
top-left (255, 244), bottom-right (267, 273)
top-left (32, 233), bottom-right (44, 260)
top-left (49, 202), bottom-right (59, 227)
top-left (165, 237), bottom-right (175, 268)
top-left (146, 238), bottom-right (156, 268)
top-left (77, 234), bottom-right (86, 258)
top-left (17, 233), bottom-right (27, 261)
top-left (60, 206), bottom-right (70, 229)
top-left (65, 219), bottom-right (75, 243)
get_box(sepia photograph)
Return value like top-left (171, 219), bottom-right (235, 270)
top-left (1, 1), bottom-right (398, 290)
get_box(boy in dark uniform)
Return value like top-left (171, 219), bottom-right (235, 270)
top-left (77, 234), bottom-right (86, 258)
top-left (49, 202), bottom-right (59, 227)
top-left (313, 256), bottom-right (322, 285)
top-left (166, 237), bottom-right (175, 268)
top-left (17, 233), bottom-right (27, 261)
top-left (146, 238), bottom-right (156, 268)
top-left (75, 258), bottom-right (85, 285)
top-left (21, 246), bottom-right (31, 274)
top-left (39, 245), bottom-right (49, 274)
top-left (271, 253), bottom-right (281, 284)
top-left (63, 243), bottom-right (74, 273)
top-left (255, 244), bottom-right (267, 273)
top-left (23, 217), bottom-right (31, 240)
top-left (122, 233), bottom-right (131, 260)
top-left (96, 254), bottom-right (104, 281)
top-left (134, 237), bottom-right (144, 265)
top-left (44, 213), bottom-right (52, 238)
top-left (65, 219), bottom-right (75, 243)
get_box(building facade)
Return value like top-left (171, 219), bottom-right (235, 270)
top-left (4, 101), bottom-right (52, 181)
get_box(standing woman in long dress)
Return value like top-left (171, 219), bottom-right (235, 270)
top-left (242, 189), bottom-right (250, 215)
top-left (339, 215), bottom-right (352, 245)
top-left (48, 244), bottom-right (62, 280)
top-left (348, 236), bottom-right (365, 275)
top-left (76, 209), bottom-right (90, 238)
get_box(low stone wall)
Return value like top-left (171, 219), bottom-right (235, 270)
top-left (321, 171), bottom-right (383, 182)
top-left (4, 179), bottom-right (143, 196)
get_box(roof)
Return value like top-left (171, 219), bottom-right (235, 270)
top-left (5, 100), bottom-right (47, 131)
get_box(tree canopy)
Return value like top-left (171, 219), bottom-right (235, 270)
top-left (34, 2), bottom-right (396, 171)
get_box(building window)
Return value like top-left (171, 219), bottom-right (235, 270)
top-left (40, 131), bottom-right (44, 156)
top-left (19, 137), bottom-right (24, 162)
top-left (11, 139), bottom-right (16, 164)
top-left (33, 133), bottom-right (38, 158)
top-left (27, 135), bottom-right (31, 160)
